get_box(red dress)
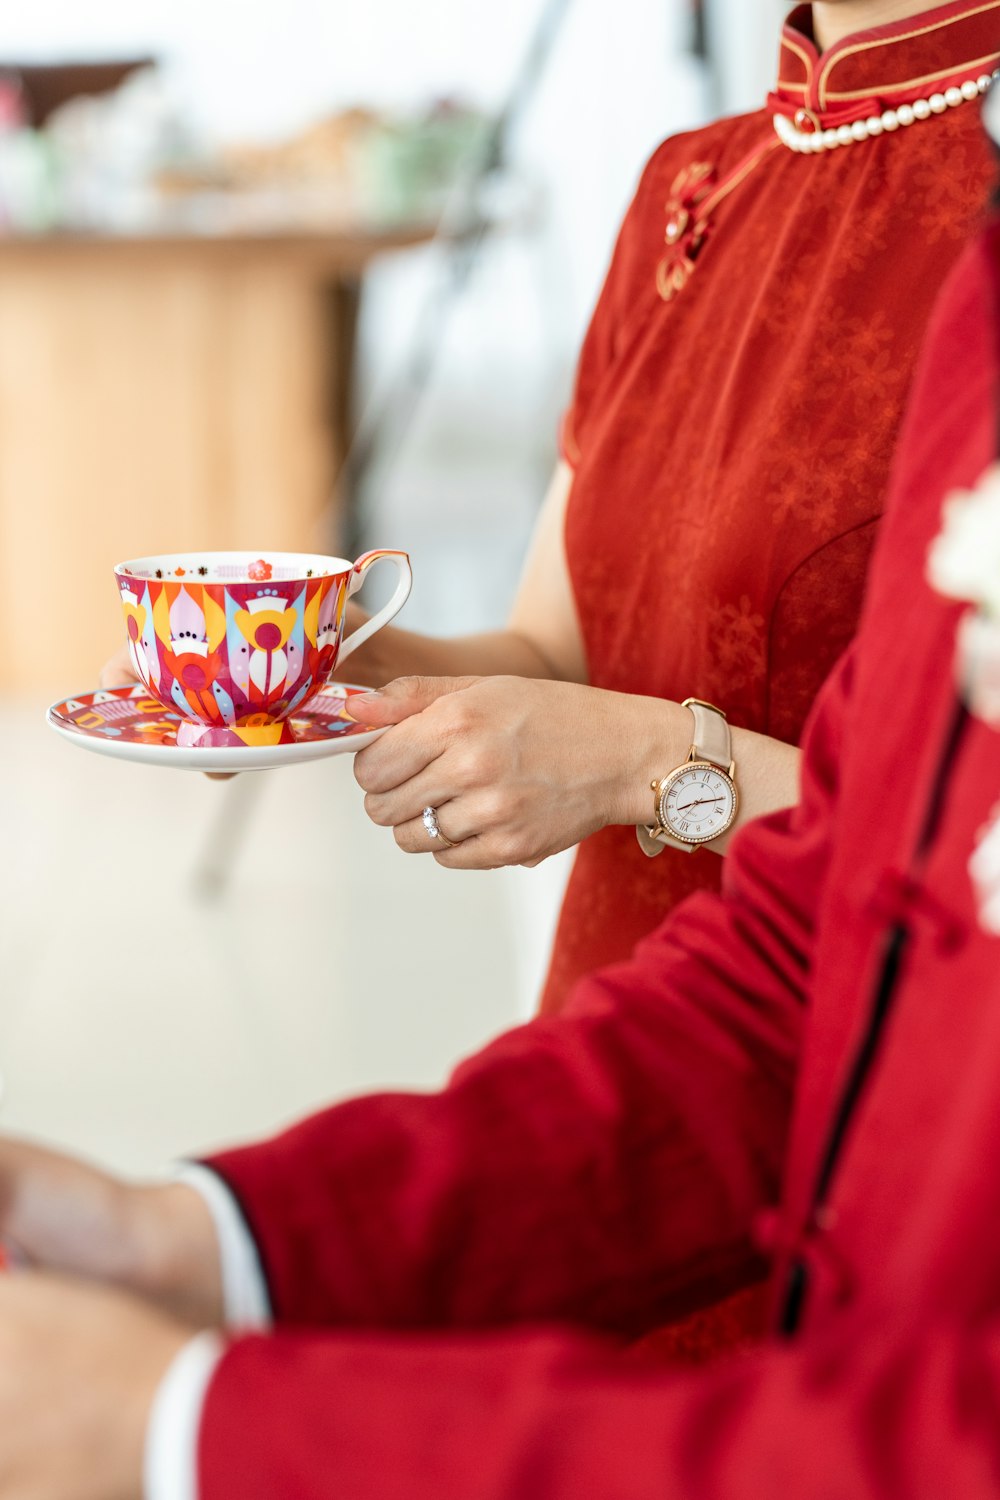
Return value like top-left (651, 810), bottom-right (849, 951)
top-left (541, 0), bottom-right (1000, 1016)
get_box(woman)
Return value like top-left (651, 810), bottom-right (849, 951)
top-left (105, 4), bottom-right (1000, 1006)
top-left (341, 0), bottom-right (1000, 1015)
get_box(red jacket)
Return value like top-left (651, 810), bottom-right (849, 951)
top-left (201, 225), bottom-right (1000, 1498)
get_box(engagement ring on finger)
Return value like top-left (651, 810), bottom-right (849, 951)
top-left (423, 805), bottom-right (458, 850)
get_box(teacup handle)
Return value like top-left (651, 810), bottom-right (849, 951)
top-left (337, 549), bottom-right (413, 667)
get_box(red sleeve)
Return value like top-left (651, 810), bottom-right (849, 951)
top-left (201, 1313), bottom-right (1000, 1500)
top-left (205, 644), bottom-right (850, 1338)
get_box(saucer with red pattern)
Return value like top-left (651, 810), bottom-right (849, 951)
top-left (46, 682), bottom-right (383, 771)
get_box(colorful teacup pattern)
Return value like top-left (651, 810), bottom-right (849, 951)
top-left (117, 570), bottom-right (345, 747)
top-left (114, 548), bottom-right (410, 749)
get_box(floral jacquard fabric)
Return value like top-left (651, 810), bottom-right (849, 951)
top-left (543, 2), bottom-right (1000, 1023)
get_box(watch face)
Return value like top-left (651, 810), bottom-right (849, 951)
top-left (658, 762), bottom-right (737, 845)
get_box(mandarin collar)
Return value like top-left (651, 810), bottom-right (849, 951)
top-left (777, 0), bottom-right (1000, 114)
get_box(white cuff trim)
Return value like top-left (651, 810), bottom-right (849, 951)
top-left (144, 1330), bottom-right (224, 1500)
top-left (175, 1163), bottom-right (272, 1330)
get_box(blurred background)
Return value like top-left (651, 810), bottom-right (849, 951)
top-left (0, 0), bottom-right (776, 1176)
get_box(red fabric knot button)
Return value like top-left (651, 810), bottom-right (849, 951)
top-left (806, 1208), bottom-right (856, 1308)
top-left (754, 1207), bottom-right (856, 1309)
top-left (865, 867), bottom-right (967, 955)
top-left (656, 160), bottom-right (716, 304)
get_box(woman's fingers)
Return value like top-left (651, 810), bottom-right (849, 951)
top-left (354, 719), bottom-right (444, 797)
top-left (363, 754), bottom-right (458, 828)
top-left (390, 796), bottom-right (539, 869)
top-left (391, 801), bottom-right (474, 854)
top-left (348, 675), bottom-right (481, 726)
top-left (391, 816), bottom-right (507, 870)
top-left (354, 680), bottom-right (483, 795)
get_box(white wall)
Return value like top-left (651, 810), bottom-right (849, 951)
top-left (0, 0), bottom-right (697, 146)
top-left (705, 0), bottom-right (789, 116)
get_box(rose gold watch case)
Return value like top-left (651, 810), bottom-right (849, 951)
top-left (655, 758), bottom-right (739, 847)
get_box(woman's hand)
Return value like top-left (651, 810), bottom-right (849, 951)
top-left (0, 1270), bottom-right (194, 1500)
top-left (352, 676), bottom-right (684, 869)
top-left (0, 1136), bottom-right (225, 1328)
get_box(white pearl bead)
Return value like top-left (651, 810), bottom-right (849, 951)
top-left (775, 74), bottom-right (985, 158)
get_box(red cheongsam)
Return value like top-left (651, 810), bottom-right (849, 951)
top-left (543, 0), bottom-right (1000, 1014)
top-left (539, 0), bottom-right (1000, 1363)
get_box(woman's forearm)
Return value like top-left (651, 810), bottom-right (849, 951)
top-left (343, 462), bottom-right (587, 692)
top-left (711, 724), bottom-right (801, 852)
top-left (610, 695), bottom-right (801, 854)
top-left (340, 608), bottom-right (563, 690)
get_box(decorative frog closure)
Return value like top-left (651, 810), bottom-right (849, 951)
top-left (656, 161), bottom-right (717, 303)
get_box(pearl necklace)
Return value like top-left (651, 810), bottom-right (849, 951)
top-left (774, 70), bottom-right (998, 154)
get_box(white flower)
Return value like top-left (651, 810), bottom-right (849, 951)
top-left (970, 801), bottom-right (1000, 935)
top-left (927, 464), bottom-right (1000, 617)
top-left (955, 611), bottom-right (1000, 726)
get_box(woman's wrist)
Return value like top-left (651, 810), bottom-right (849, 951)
top-left (608, 695), bottom-right (693, 827)
top-left (124, 1182), bottom-right (226, 1328)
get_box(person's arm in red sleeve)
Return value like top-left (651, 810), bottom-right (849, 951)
top-left (202, 642), bottom-right (851, 1339)
top-left (201, 1305), bottom-right (1000, 1500)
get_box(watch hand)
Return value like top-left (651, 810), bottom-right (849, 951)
top-left (676, 796), bottom-right (724, 813)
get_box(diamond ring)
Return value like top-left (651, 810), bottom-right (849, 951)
top-left (422, 805), bottom-right (458, 850)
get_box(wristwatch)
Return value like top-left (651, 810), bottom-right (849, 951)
top-left (636, 698), bottom-right (738, 856)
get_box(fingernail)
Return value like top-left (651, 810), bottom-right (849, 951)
top-left (344, 690), bottom-right (379, 722)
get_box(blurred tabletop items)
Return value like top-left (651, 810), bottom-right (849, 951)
top-left (0, 59), bottom-right (493, 235)
top-left (0, 61), bottom-right (507, 693)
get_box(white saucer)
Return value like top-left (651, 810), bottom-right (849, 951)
top-left (46, 683), bottom-right (384, 772)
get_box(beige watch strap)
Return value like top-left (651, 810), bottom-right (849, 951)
top-left (637, 699), bottom-right (734, 858)
top-left (683, 698), bottom-right (733, 771)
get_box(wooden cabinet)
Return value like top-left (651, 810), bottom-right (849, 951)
top-left (0, 228), bottom-right (423, 694)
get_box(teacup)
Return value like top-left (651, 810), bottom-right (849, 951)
top-left (114, 549), bottom-right (411, 748)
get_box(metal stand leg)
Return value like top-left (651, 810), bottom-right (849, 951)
top-left (190, 772), bottom-right (265, 902)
